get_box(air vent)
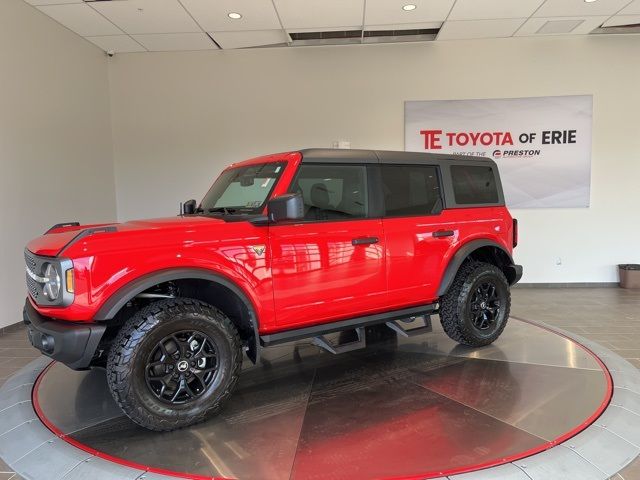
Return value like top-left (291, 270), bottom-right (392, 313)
top-left (289, 28), bottom-right (439, 46)
top-left (536, 20), bottom-right (584, 34)
top-left (290, 30), bottom-right (363, 41)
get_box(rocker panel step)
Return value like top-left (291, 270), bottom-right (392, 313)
top-left (385, 316), bottom-right (433, 338)
top-left (312, 327), bottom-right (366, 354)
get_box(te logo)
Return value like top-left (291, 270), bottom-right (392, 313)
top-left (251, 245), bottom-right (266, 256)
top-left (493, 150), bottom-right (502, 158)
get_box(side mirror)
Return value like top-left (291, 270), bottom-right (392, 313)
top-left (267, 193), bottom-right (304, 223)
top-left (182, 199), bottom-right (197, 215)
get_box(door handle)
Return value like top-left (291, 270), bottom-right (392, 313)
top-left (433, 230), bottom-right (454, 238)
top-left (352, 236), bottom-right (379, 246)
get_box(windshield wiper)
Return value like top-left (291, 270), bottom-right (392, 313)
top-left (207, 207), bottom-right (238, 215)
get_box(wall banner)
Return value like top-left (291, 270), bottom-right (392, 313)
top-left (405, 95), bottom-right (593, 208)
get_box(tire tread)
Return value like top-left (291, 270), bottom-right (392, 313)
top-left (106, 298), bottom-right (242, 431)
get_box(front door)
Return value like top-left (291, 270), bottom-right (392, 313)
top-left (270, 163), bottom-right (387, 329)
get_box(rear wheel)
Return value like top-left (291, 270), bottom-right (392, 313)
top-left (106, 298), bottom-right (242, 431)
top-left (439, 261), bottom-right (510, 347)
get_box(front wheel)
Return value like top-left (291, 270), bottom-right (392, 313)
top-left (106, 298), bottom-right (242, 431)
top-left (439, 261), bottom-right (510, 347)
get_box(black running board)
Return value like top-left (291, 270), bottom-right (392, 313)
top-left (260, 303), bottom-right (438, 347)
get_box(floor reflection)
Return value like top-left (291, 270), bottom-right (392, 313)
top-left (36, 319), bottom-right (609, 480)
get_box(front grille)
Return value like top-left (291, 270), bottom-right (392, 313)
top-left (26, 275), bottom-right (39, 299)
top-left (24, 251), bottom-right (37, 272)
top-left (25, 251), bottom-right (41, 300)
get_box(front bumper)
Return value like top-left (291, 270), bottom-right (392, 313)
top-left (23, 299), bottom-right (105, 370)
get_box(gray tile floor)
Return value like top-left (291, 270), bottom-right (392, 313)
top-left (0, 287), bottom-right (639, 480)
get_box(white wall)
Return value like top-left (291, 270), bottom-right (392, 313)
top-left (108, 35), bottom-right (640, 284)
top-left (0, 0), bottom-right (117, 328)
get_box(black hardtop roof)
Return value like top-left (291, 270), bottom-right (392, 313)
top-left (298, 148), bottom-right (497, 167)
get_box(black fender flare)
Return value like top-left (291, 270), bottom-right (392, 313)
top-left (436, 240), bottom-right (514, 297)
top-left (94, 268), bottom-right (260, 362)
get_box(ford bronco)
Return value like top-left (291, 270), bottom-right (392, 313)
top-left (23, 149), bottom-right (522, 431)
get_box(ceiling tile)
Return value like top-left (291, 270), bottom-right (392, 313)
top-left (86, 35), bottom-right (146, 53)
top-left (274, 0), bottom-right (365, 29)
top-left (437, 18), bottom-right (525, 40)
top-left (24, 0), bottom-right (80, 5)
top-left (603, 14), bottom-right (640, 26)
top-left (364, 0), bottom-right (454, 26)
top-left (132, 33), bottom-right (218, 51)
top-left (91, 0), bottom-right (200, 34)
top-left (210, 30), bottom-right (290, 49)
top-left (619, 0), bottom-right (640, 14)
top-left (366, 21), bottom-right (442, 30)
top-left (180, 0), bottom-right (281, 32)
top-left (36, 4), bottom-right (122, 36)
top-left (516, 15), bottom-right (609, 35)
top-left (534, 0), bottom-right (633, 17)
top-left (449, 0), bottom-right (544, 20)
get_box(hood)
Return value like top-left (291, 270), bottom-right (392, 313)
top-left (26, 216), bottom-right (225, 257)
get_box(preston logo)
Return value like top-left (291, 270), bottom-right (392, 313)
top-left (251, 245), bottom-right (266, 256)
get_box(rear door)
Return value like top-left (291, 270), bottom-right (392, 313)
top-left (270, 163), bottom-right (387, 329)
top-left (379, 163), bottom-right (453, 308)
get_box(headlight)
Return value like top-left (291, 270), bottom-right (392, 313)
top-left (43, 263), bottom-right (61, 300)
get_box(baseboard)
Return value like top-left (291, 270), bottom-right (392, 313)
top-left (514, 282), bottom-right (619, 288)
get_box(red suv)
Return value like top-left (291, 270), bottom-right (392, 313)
top-left (24, 149), bottom-right (521, 431)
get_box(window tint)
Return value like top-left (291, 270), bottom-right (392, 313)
top-left (289, 164), bottom-right (368, 221)
top-left (381, 165), bottom-right (441, 217)
top-left (450, 165), bottom-right (499, 205)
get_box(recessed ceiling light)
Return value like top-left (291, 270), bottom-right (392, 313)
top-left (228, 12), bottom-right (242, 19)
top-left (402, 4), bottom-right (417, 11)
top-left (584, 0), bottom-right (597, 3)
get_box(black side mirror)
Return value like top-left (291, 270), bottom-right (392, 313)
top-left (182, 199), bottom-right (197, 215)
top-left (267, 193), bottom-right (304, 223)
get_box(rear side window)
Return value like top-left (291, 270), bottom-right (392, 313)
top-left (450, 165), bottom-right (499, 205)
top-left (381, 165), bottom-right (442, 217)
top-left (289, 164), bottom-right (368, 221)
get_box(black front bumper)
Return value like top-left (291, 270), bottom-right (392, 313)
top-left (23, 300), bottom-right (106, 370)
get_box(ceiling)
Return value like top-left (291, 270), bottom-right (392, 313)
top-left (23, 0), bottom-right (640, 53)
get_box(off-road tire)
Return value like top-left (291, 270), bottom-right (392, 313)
top-left (439, 261), bottom-right (510, 347)
top-left (106, 298), bottom-right (242, 431)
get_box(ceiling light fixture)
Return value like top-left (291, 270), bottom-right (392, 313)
top-left (228, 12), bottom-right (242, 19)
top-left (584, 0), bottom-right (597, 3)
top-left (402, 4), bottom-right (417, 11)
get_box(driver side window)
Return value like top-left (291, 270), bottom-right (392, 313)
top-left (289, 164), bottom-right (368, 221)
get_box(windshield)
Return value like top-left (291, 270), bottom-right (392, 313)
top-left (199, 162), bottom-right (285, 214)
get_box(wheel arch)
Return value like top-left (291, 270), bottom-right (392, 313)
top-left (437, 240), bottom-right (517, 297)
top-left (94, 268), bottom-right (260, 363)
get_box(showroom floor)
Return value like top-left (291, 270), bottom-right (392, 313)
top-left (1, 287), bottom-right (639, 480)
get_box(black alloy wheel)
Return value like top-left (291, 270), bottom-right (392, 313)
top-left (145, 330), bottom-right (219, 405)
top-left (469, 281), bottom-right (501, 331)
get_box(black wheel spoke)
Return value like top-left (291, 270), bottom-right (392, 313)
top-left (145, 329), bottom-right (220, 405)
top-left (468, 280), bottom-right (503, 331)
